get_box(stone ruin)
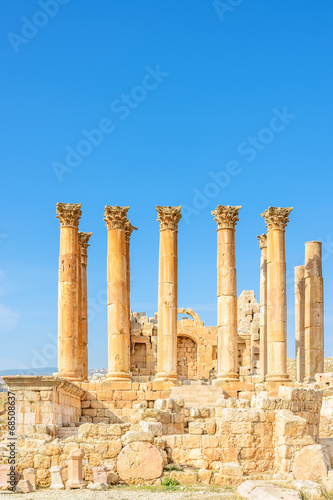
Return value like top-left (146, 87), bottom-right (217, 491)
top-left (0, 203), bottom-right (332, 496)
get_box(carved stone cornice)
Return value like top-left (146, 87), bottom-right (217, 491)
top-left (156, 206), bottom-right (182, 231)
top-left (261, 207), bottom-right (293, 231)
top-left (211, 205), bottom-right (242, 230)
top-left (104, 206), bottom-right (129, 230)
top-left (125, 221), bottom-right (138, 244)
top-left (56, 203), bottom-right (82, 227)
top-left (257, 234), bottom-right (267, 250)
top-left (78, 232), bottom-right (93, 256)
top-left (1, 375), bottom-right (85, 398)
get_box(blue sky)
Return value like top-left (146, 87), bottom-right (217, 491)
top-left (0, 1), bottom-right (332, 371)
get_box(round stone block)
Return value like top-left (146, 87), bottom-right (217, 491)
top-left (117, 441), bottom-right (163, 482)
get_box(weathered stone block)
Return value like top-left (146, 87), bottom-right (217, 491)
top-left (189, 422), bottom-right (205, 435)
top-left (292, 444), bottom-right (329, 481)
top-left (183, 435), bottom-right (201, 449)
top-left (117, 442), bottom-right (163, 482)
top-left (122, 431), bottom-right (154, 445)
top-left (139, 420), bottom-right (163, 436)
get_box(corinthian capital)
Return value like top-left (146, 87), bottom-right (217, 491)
top-left (257, 233), bottom-right (267, 249)
top-left (104, 206), bottom-right (129, 230)
top-left (212, 205), bottom-right (242, 230)
top-left (156, 206), bottom-right (182, 231)
top-left (78, 232), bottom-right (93, 256)
top-left (56, 203), bottom-right (82, 227)
top-left (125, 221), bottom-right (138, 243)
top-left (261, 207), bottom-right (293, 231)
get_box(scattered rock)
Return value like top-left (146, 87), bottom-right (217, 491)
top-left (238, 480), bottom-right (301, 499)
top-left (16, 479), bottom-right (33, 493)
top-left (291, 480), bottom-right (322, 499)
top-left (87, 481), bottom-right (108, 490)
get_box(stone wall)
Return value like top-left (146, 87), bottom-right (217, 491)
top-left (2, 376), bottom-right (85, 434)
top-left (177, 336), bottom-right (197, 380)
top-left (130, 294), bottom-right (261, 381)
top-left (4, 386), bottom-right (327, 487)
top-left (80, 380), bottom-right (172, 424)
top-left (238, 291), bottom-right (260, 376)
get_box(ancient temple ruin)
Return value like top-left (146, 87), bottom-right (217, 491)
top-left (1, 203), bottom-right (331, 491)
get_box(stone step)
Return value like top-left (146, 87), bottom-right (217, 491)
top-left (172, 386), bottom-right (223, 392)
top-left (170, 385), bottom-right (225, 408)
top-left (57, 427), bottom-right (79, 439)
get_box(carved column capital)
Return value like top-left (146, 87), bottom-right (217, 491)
top-left (104, 206), bottom-right (129, 230)
top-left (261, 207), bottom-right (293, 231)
top-left (56, 203), bottom-right (82, 227)
top-left (257, 233), bottom-right (267, 250)
top-left (78, 232), bottom-right (93, 256)
top-left (156, 206), bottom-right (182, 231)
top-left (212, 205), bottom-right (242, 230)
top-left (125, 221), bottom-right (138, 244)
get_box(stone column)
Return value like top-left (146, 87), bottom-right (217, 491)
top-left (50, 466), bottom-right (64, 490)
top-left (295, 265), bottom-right (305, 382)
top-left (212, 205), bottom-right (241, 383)
top-left (78, 232), bottom-right (92, 381)
top-left (125, 221), bottom-right (137, 373)
top-left (66, 449), bottom-right (85, 490)
top-left (257, 234), bottom-right (268, 378)
top-left (261, 206), bottom-right (293, 383)
top-left (155, 206), bottom-right (182, 382)
top-left (56, 203), bottom-right (82, 381)
top-left (304, 241), bottom-right (324, 382)
top-left (105, 206), bottom-right (131, 380)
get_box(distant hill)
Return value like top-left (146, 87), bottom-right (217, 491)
top-left (0, 367), bottom-right (58, 377)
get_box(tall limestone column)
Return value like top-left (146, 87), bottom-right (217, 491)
top-left (125, 222), bottom-right (138, 326)
top-left (78, 232), bottom-right (92, 381)
top-left (125, 221), bottom-right (137, 372)
top-left (304, 241), bottom-right (324, 382)
top-left (212, 205), bottom-right (241, 384)
top-left (155, 206), bottom-right (182, 382)
top-left (257, 234), bottom-right (267, 378)
top-left (104, 206), bottom-right (131, 381)
top-left (261, 207), bottom-right (293, 383)
top-left (295, 265), bottom-right (305, 383)
top-left (56, 203), bottom-right (82, 381)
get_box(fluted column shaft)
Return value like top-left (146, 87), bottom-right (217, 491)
top-left (304, 241), bottom-right (324, 382)
top-left (125, 222), bottom-right (137, 374)
top-left (257, 234), bottom-right (267, 377)
top-left (295, 265), bottom-right (305, 382)
top-left (78, 232), bottom-right (92, 381)
top-left (56, 203), bottom-right (82, 380)
top-left (212, 205), bottom-right (241, 382)
top-left (155, 206), bottom-right (181, 382)
top-left (105, 206), bottom-right (131, 380)
top-left (261, 206), bottom-right (292, 382)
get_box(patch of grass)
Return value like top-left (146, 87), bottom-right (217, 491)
top-left (322, 489), bottom-right (333, 500)
top-left (161, 478), bottom-right (179, 490)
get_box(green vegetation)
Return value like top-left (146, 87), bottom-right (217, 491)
top-left (161, 478), bottom-right (179, 490)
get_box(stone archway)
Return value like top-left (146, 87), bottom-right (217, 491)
top-left (177, 335), bottom-right (198, 380)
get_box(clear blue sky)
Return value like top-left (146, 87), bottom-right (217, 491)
top-left (0, 1), bottom-right (332, 371)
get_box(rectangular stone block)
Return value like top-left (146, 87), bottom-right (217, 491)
top-left (183, 435), bottom-right (201, 449)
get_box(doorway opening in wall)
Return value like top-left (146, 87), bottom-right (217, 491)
top-left (177, 335), bottom-right (198, 380)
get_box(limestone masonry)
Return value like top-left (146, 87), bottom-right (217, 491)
top-left (1, 203), bottom-right (333, 495)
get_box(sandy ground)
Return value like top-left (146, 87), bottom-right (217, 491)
top-left (0, 485), bottom-right (238, 499)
